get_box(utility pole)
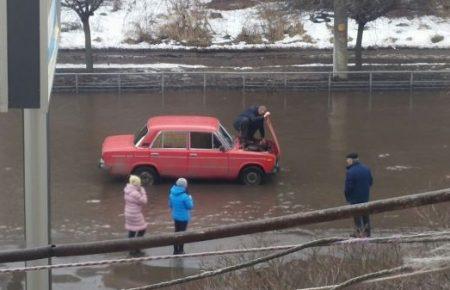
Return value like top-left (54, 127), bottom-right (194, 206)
top-left (4, 0), bottom-right (59, 286)
top-left (0, 0), bottom-right (8, 112)
top-left (333, 0), bottom-right (348, 80)
top-left (24, 109), bottom-right (51, 290)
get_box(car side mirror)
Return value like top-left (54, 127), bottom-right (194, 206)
top-left (219, 146), bottom-right (226, 152)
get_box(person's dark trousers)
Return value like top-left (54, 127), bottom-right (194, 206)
top-left (234, 117), bottom-right (250, 141)
top-left (128, 230), bottom-right (146, 255)
top-left (128, 230), bottom-right (146, 238)
top-left (173, 220), bottom-right (188, 255)
top-left (353, 215), bottom-right (371, 237)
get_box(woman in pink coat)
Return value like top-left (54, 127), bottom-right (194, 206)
top-left (124, 175), bottom-right (148, 256)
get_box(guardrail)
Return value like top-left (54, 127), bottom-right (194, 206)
top-left (1, 188), bottom-right (449, 263)
top-left (53, 70), bottom-right (450, 93)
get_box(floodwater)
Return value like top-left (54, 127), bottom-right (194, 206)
top-left (1, 88), bottom-right (450, 289)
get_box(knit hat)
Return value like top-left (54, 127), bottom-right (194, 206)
top-left (129, 175), bottom-right (141, 186)
top-left (346, 152), bottom-right (359, 159)
top-left (176, 177), bottom-right (188, 188)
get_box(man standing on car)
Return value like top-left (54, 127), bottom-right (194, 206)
top-left (233, 105), bottom-right (271, 145)
top-left (344, 153), bottom-right (373, 237)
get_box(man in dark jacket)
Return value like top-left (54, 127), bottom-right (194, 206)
top-left (233, 105), bottom-right (270, 144)
top-left (344, 153), bottom-right (373, 237)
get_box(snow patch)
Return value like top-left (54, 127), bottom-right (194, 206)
top-left (386, 165), bottom-right (412, 171)
top-left (86, 199), bottom-right (101, 204)
top-left (57, 63), bottom-right (207, 70)
top-left (60, 0), bottom-right (450, 50)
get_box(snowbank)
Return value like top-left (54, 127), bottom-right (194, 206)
top-left (60, 0), bottom-right (450, 50)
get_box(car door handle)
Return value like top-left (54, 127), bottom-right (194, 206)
top-left (190, 153), bottom-right (198, 157)
top-left (150, 153), bottom-right (159, 156)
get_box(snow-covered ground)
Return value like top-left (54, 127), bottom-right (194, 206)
top-left (60, 0), bottom-right (450, 50)
top-left (55, 62), bottom-right (450, 72)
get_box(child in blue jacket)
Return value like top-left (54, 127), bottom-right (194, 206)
top-left (169, 178), bottom-right (194, 255)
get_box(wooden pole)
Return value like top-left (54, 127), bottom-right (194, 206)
top-left (0, 189), bottom-right (449, 263)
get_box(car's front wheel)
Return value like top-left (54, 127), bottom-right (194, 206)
top-left (133, 166), bottom-right (160, 185)
top-left (240, 166), bottom-right (264, 185)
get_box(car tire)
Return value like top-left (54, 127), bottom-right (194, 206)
top-left (133, 166), bottom-right (160, 186)
top-left (240, 166), bottom-right (264, 185)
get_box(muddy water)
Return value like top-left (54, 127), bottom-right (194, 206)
top-left (1, 89), bottom-right (450, 289)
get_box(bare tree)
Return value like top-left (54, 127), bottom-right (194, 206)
top-left (346, 0), bottom-right (398, 70)
top-left (62, 0), bottom-right (104, 71)
top-left (291, 1), bottom-right (402, 70)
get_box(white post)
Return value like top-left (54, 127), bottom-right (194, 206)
top-left (0, 0), bottom-right (8, 112)
top-left (24, 109), bottom-right (51, 290)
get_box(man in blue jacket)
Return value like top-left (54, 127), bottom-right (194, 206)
top-left (344, 153), bottom-right (373, 237)
top-left (233, 105), bottom-right (271, 145)
top-left (169, 178), bottom-right (194, 255)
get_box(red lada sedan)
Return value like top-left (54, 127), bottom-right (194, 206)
top-left (99, 116), bottom-right (280, 185)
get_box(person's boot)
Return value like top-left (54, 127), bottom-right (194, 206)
top-left (350, 229), bottom-right (363, 238)
top-left (135, 250), bottom-right (145, 256)
top-left (130, 249), bottom-right (145, 257)
top-left (361, 229), bottom-right (371, 238)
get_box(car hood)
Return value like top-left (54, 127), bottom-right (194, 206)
top-left (265, 116), bottom-right (281, 157)
top-left (102, 135), bottom-right (135, 152)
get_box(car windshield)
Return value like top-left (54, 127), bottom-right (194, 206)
top-left (134, 124), bottom-right (148, 145)
top-left (218, 125), bottom-right (234, 148)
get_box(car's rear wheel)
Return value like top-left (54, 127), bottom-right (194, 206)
top-left (240, 166), bottom-right (264, 185)
top-left (133, 166), bottom-right (160, 185)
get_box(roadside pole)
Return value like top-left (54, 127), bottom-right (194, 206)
top-left (0, 0), bottom-right (8, 112)
top-left (333, 0), bottom-right (348, 80)
top-left (4, 0), bottom-right (57, 286)
top-left (24, 109), bottom-right (50, 290)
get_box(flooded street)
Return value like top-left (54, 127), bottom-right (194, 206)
top-left (1, 88), bottom-right (450, 289)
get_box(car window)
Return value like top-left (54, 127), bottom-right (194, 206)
top-left (162, 132), bottom-right (187, 149)
top-left (191, 132), bottom-right (213, 149)
top-left (134, 124), bottom-right (148, 145)
top-left (213, 134), bottom-right (222, 149)
top-left (151, 133), bottom-right (163, 148)
top-left (219, 125), bottom-right (233, 148)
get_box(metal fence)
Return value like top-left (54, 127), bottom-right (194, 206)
top-left (53, 70), bottom-right (450, 93)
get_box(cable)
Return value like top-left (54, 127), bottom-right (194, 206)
top-left (121, 234), bottom-right (450, 290)
top-left (299, 265), bottom-right (450, 290)
top-left (0, 232), bottom-right (449, 274)
top-left (123, 237), bottom-right (344, 290)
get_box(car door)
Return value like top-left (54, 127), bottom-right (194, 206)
top-left (149, 131), bottom-right (188, 177)
top-left (188, 132), bottom-right (229, 178)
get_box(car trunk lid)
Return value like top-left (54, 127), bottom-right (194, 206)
top-left (102, 135), bottom-right (135, 153)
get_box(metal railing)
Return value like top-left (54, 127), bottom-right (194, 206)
top-left (53, 70), bottom-right (450, 93)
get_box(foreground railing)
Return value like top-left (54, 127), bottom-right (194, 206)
top-left (53, 70), bottom-right (450, 93)
top-left (1, 188), bottom-right (449, 263)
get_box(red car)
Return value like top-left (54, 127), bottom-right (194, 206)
top-left (99, 116), bottom-right (280, 185)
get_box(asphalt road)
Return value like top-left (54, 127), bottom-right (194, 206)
top-left (57, 48), bottom-right (450, 72)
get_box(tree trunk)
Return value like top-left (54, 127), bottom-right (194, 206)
top-left (82, 18), bottom-right (94, 71)
top-left (355, 22), bottom-right (365, 71)
top-left (333, 0), bottom-right (348, 80)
